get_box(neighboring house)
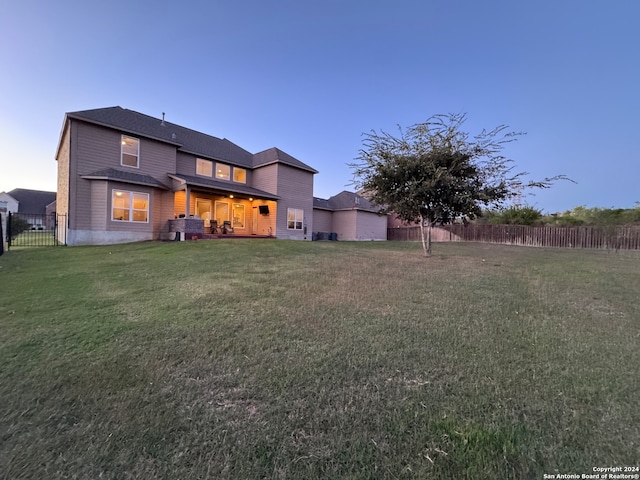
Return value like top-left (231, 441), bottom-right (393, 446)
top-left (56, 107), bottom-right (318, 245)
top-left (0, 192), bottom-right (19, 242)
top-left (0, 191), bottom-right (19, 215)
top-left (2, 189), bottom-right (57, 229)
top-left (313, 190), bottom-right (387, 241)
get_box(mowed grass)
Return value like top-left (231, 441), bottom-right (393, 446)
top-left (1, 240), bottom-right (638, 479)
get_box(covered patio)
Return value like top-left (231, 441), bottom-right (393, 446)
top-left (168, 174), bottom-right (278, 238)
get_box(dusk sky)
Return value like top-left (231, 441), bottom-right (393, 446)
top-left (1, 0), bottom-right (638, 213)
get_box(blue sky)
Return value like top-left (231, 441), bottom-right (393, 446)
top-left (1, 0), bottom-right (638, 212)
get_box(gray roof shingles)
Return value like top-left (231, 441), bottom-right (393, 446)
top-left (81, 168), bottom-right (170, 189)
top-left (66, 107), bottom-right (316, 173)
top-left (253, 147), bottom-right (319, 173)
top-left (8, 189), bottom-right (56, 214)
top-left (313, 191), bottom-right (383, 213)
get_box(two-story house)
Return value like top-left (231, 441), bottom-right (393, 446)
top-left (55, 107), bottom-right (318, 245)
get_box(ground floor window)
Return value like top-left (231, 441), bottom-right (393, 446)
top-left (232, 203), bottom-right (245, 228)
top-left (215, 201), bottom-right (230, 225)
top-left (112, 189), bottom-right (149, 222)
top-left (287, 208), bottom-right (303, 230)
top-left (196, 199), bottom-right (212, 225)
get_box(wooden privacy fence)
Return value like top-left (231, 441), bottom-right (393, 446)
top-left (387, 224), bottom-right (640, 250)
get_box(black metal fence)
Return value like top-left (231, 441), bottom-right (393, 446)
top-left (4, 212), bottom-right (67, 249)
top-left (0, 213), bottom-right (4, 256)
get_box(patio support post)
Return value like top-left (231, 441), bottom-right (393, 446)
top-left (185, 186), bottom-right (191, 217)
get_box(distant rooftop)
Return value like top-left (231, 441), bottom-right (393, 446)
top-left (8, 188), bottom-right (56, 214)
top-left (313, 190), bottom-right (383, 213)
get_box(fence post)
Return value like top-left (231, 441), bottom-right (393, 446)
top-left (0, 213), bottom-right (3, 256)
top-left (7, 212), bottom-right (12, 250)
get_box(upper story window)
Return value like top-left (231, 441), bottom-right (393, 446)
top-left (216, 163), bottom-right (230, 180)
top-left (233, 167), bottom-right (246, 183)
top-left (196, 158), bottom-right (213, 177)
top-left (121, 136), bottom-right (139, 168)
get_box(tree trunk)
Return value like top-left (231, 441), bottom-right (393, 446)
top-left (419, 215), bottom-right (432, 257)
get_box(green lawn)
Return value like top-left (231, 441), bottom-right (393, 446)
top-left (1, 240), bottom-right (638, 479)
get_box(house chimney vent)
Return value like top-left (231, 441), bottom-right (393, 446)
top-left (161, 112), bottom-right (166, 126)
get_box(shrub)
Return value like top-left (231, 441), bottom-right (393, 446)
top-left (484, 206), bottom-right (543, 226)
top-left (9, 215), bottom-right (31, 239)
top-left (549, 206), bottom-right (640, 226)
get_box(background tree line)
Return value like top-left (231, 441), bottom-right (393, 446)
top-left (479, 205), bottom-right (640, 226)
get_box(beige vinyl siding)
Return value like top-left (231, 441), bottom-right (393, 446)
top-left (89, 181), bottom-right (108, 230)
top-left (355, 211), bottom-right (387, 240)
top-left (312, 209), bottom-right (332, 233)
top-left (75, 122), bottom-right (177, 178)
top-left (176, 151), bottom-right (196, 176)
top-left (274, 164), bottom-right (314, 240)
top-left (252, 163), bottom-right (279, 195)
top-left (138, 137), bottom-right (176, 184)
top-left (71, 121), bottom-right (175, 231)
top-left (75, 122), bottom-right (121, 174)
top-left (152, 190), bottom-right (174, 238)
top-left (73, 122), bottom-right (120, 229)
top-left (251, 164), bottom-right (280, 236)
top-left (331, 210), bottom-right (388, 241)
top-left (332, 210), bottom-right (358, 240)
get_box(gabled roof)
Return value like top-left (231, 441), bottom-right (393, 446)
top-left (313, 190), bottom-right (384, 213)
top-left (65, 107), bottom-right (254, 167)
top-left (81, 168), bottom-right (170, 190)
top-left (253, 147), bottom-right (319, 174)
top-left (8, 189), bottom-right (56, 215)
top-left (62, 107), bottom-right (317, 173)
top-left (0, 192), bottom-right (18, 203)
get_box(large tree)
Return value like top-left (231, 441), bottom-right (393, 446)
top-left (351, 113), bottom-right (569, 256)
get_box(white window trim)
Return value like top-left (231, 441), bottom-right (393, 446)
top-left (232, 203), bottom-right (245, 228)
top-left (111, 189), bottom-right (149, 223)
top-left (287, 208), bottom-right (304, 230)
top-left (215, 163), bottom-right (230, 181)
top-left (215, 200), bottom-right (230, 223)
top-left (196, 158), bottom-right (213, 177)
top-left (121, 135), bottom-right (140, 168)
top-left (196, 198), bottom-right (212, 224)
top-left (233, 167), bottom-right (246, 184)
